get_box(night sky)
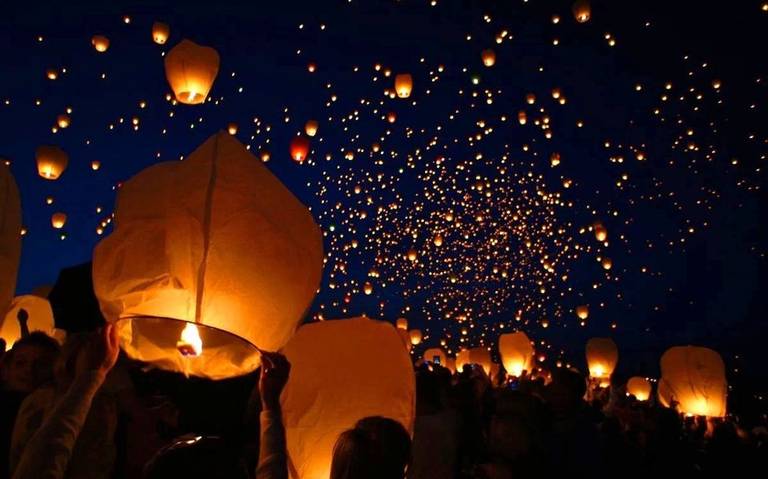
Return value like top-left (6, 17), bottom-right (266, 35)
top-left (1, 1), bottom-right (766, 384)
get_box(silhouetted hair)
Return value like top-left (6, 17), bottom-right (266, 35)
top-left (12, 331), bottom-right (60, 355)
top-left (330, 416), bottom-right (411, 479)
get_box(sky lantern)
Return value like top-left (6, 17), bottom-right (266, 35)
top-left (92, 132), bottom-right (324, 379)
top-left (91, 160), bottom-right (101, 171)
top-left (152, 21), bottom-right (170, 44)
top-left (164, 39), bottom-right (220, 105)
top-left (227, 122), bottom-right (238, 135)
top-left (572, 0), bottom-right (591, 23)
top-left (423, 347), bottom-right (447, 366)
top-left (396, 317), bottom-right (408, 330)
top-left (394, 73), bottom-right (413, 98)
top-left (409, 328), bottom-right (422, 345)
top-left (305, 120), bottom-right (319, 137)
top-left (498, 331), bottom-right (534, 377)
top-left (433, 233), bottom-right (443, 247)
top-left (658, 346), bottom-right (727, 417)
top-left (594, 223), bottom-right (608, 242)
top-left (46, 68), bottom-right (58, 80)
top-left (550, 152), bottom-right (561, 167)
top-left (51, 212), bottom-right (67, 229)
top-left (586, 337), bottom-right (618, 386)
top-left (290, 136), bottom-right (311, 163)
top-left (407, 248), bottom-right (418, 262)
top-left (36, 145), bottom-right (68, 180)
top-left (518, 110), bottom-right (527, 125)
top-left (386, 111), bottom-right (397, 123)
top-left (481, 49), bottom-right (496, 67)
top-left (525, 93), bottom-right (536, 104)
top-left (0, 166), bottom-right (21, 317)
top-left (91, 35), bottom-right (109, 52)
top-left (601, 257), bottom-right (612, 270)
top-left (456, 347), bottom-right (491, 375)
top-left (627, 377), bottom-right (652, 401)
top-left (575, 304), bottom-right (589, 320)
top-left (362, 281), bottom-right (373, 295)
top-left (259, 149), bottom-right (271, 163)
top-left (281, 317), bottom-right (415, 479)
top-left (0, 295), bottom-right (55, 349)
top-left (56, 114), bottom-right (71, 128)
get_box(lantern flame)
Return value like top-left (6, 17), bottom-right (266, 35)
top-left (177, 322), bottom-right (203, 356)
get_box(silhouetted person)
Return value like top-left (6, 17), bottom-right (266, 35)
top-left (331, 416), bottom-right (411, 479)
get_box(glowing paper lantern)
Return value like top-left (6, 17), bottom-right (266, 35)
top-left (281, 317), bottom-right (415, 479)
top-left (658, 346), bottom-right (726, 417)
top-left (56, 114), bottom-right (71, 129)
top-left (407, 248), bottom-right (418, 262)
top-left (396, 317), bottom-right (408, 330)
top-left (423, 347), bottom-right (446, 366)
top-left (572, 0), bottom-right (591, 23)
top-left (91, 35), bottom-right (110, 52)
top-left (227, 123), bottom-right (238, 135)
top-left (290, 136), bottom-right (311, 163)
top-left (456, 347), bottom-right (491, 375)
top-left (433, 233), bottom-right (443, 247)
top-left (92, 132), bottom-right (323, 379)
top-left (51, 212), bottom-right (67, 229)
top-left (0, 166), bottom-right (21, 316)
top-left (164, 39), bottom-right (220, 105)
top-left (481, 49), bottom-right (496, 67)
top-left (362, 281), bottom-right (373, 295)
top-left (626, 377), bottom-right (652, 401)
top-left (394, 73), bottom-right (413, 98)
top-left (586, 337), bottom-right (618, 386)
top-left (576, 305), bottom-right (589, 320)
top-left (0, 295), bottom-right (55, 349)
top-left (386, 111), bottom-right (397, 123)
top-left (304, 120), bottom-right (319, 137)
top-left (498, 331), bottom-right (534, 377)
top-left (518, 110), bottom-right (527, 125)
top-left (152, 22), bottom-right (170, 44)
top-left (36, 145), bottom-right (68, 180)
top-left (409, 329), bottom-right (422, 345)
top-left (594, 223), bottom-right (608, 242)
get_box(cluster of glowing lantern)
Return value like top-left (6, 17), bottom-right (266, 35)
top-left (456, 347), bottom-right (492, 376)
top-left (575, 305), bottom-right (589, 320)
top-left (396, 317), bottom-right (408, 330)
top-left (91, 35), bottom-right (109, 52)
top-left (0, 295), bottom-right (55, 349)
top-left (0, 166), bottom-right (21, 316)
top-left (56, 114), bottom-right (70, 129)
top-left (280, 317), bottom-right (415, 479)
top-left (92, 132), bottom-right (324, 379)
top-left (423, 347), bottom-right (447, 366)
top-left (152, 22), bottom-right (170, 44)
top-left (36, 146), bottom-right (68, 180)
top-left (498, 331), bottom-right (534, 377)
top-left (572, 0), bottom-right (591, 23)
top-left (481, 49), bottom-right (496, 67)
top-left (626, 377), bottom-right (652, 401)
top-left (227, 122), bottom-right (238, 135)
top-left (164, 39), bottom-right (220, 105)
top-left (51, 212), bottom-right (67, 229)
top-left (658, 346), bottom-right (727, 417)
top-left (585, 337), bottom-right (618, 387)
top-left (594, 223), bottom-right (608, 242)
top-left (305, 120), bottom-right (319, 137)
top-left (290, 136), bottom-right (311, 163)
top-left (394, 73), bottom-right (413, 98)
top-left (409, 328), bottom-right (422, 345)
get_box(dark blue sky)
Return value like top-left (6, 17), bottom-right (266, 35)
top-left (1, 0), bottom-right (766, 382)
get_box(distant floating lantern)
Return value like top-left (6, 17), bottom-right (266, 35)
top-left (396, 317), bottom-right (408, 330)
top-left (51, 212), bottom-right (67, 229)
top-left (227, 123), bottom-right (238, 135)
top-left (518, 110), bottom-right (527, 125)
top-left (423, 347), bottom-right (447, 366)
top-left (409, 329), bottom-right (422, 346)
top-left (259, 149), bottom-right (271, 162)
top-left (586, 337), bottom-right (618, 386)
top-left (407, 248), bottom-right (418, 262)
top-left (498, 331), bottom-right (534, 377)
top-left (658, 346), bottom-right (726, 417)
top-left (164, 39), bottom-right (220, 105)
top-left (281, 318), bottom-right (415, 479)
top-left (550, 152), bottom-right (561, 167)
top-left (481, 49), bottom-right (496, 67)
top-left (363, 281), bottom-right (373, 295)
top-left (344, 151), bottom-right (354, 161)
top-left (290, 136), bottom-right (311, 163)
top-left (304, 120), bottom-right (319, 137)
top-left (601, 257), bottom-right (612, 270)
top-left (46, 68), bottom-right (58, 80)
top-left (307, 62), bottom-right (317, 73)
top-left (386, 111), bottom-right (397, 123)
top-left (394, 73), bottom-right (413, 98)
top-left (572, 0), bottom-right (591, 23)
top-left (594, 223), bottom-right (608, 242)
top-left (56, 114), bottom-right (71, 129)
top-left (0, 166), bottom-right (21, 317)
top-left (371, 142), bottom-right (381, 153)
top-left (0, 295), bottom-right (55, 349)
top-left (576, 305), bottom-right (589, 320)
top-left (525, 93), bottom-right (536, 104)
top-left (91, 160), bottom-right (101, 171)
top-left (712, 79), bottom-right (722, 89)
top-left (36, 145), bottom-right (69, 180)
top-left (92, 132), bottom-right (324, 379)
top-left (91, 35), bottom-right (110, 52)
top-left (627, 376), bottom-right (652, 401)
top-left (152, 22), bottom-right (170, 45)
top-left (433, 233), bottom-right (443, 247)
top-left (456, 347), bottom-right (492, 376)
